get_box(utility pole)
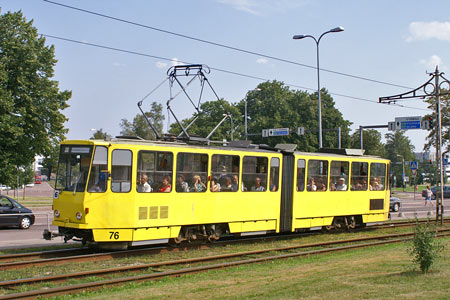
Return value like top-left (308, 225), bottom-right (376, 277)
top-left (379, 67), bottom-right (449, 225)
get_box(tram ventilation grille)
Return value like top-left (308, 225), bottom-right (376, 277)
top-left (370, 199), bottom-right (384, 210)
top-left (149, 206), bottom-right (158, 219)
top-left (139, 207), bottom-right (148, 220)
top-left (160, 206), bottom-right (169, 219)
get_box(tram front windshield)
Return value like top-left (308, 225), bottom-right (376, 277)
top-left (55, 145), bottom-right (93, 192)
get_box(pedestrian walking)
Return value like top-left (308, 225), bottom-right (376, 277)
top-left (425, 185), bottom-right (434, 207)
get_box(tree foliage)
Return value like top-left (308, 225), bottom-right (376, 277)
top-left (409, 221), bottom-right (444, 274)
top-left (168, 81), bottom-right (352, 150)
top-left (385, 131), bottom-right (415, 186)
top-left (0, 11), bottom-right (71, 185)
top-left (350, 129), bottom-right (385, 157)
top-left (120, 102), bottom-right (164, 139)
top-left (423, 90), bottom-right (450, 151)
top-left (90, 128), bottom-right (109, 140)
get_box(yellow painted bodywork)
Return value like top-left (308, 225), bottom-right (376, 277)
top-left (53, 140), bottom-right (282, 242)
top-left (292, 153), bottom-right (390, 229)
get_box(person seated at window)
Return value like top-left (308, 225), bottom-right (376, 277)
top-left (176, 175), bottom-right (189, 192)
top-left (335, 177), bottom-right (347, 191)
top-left (307, 178), bottom-right (317, 191)
top-left (361, 179), bottom-right (368, 190)
top-left (210, 177), bottom-right (221, 192)
top-left (231, 175), bottom-right (239, 192)
top-left (270, 175), bottom-right (278, 192)
top-left (159, 175), bottom-right (171, 192)
top-left (352, 179), bottom-right (363, 191)
top-left (251, 177), bottom-right (265, 191)
top-left (222, 177), bottom-right (234, 191)
top-left (316, 179), bottom-right (326, 191)
top-left (370, 178), bottom-right (383, 191)
top-left (192, 175), bottom-right (206, 192)
top-left (137, 174), bottom-right (152, 193)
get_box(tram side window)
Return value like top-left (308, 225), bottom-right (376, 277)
top-left (297, 159), bottom-right (306, 192)
top-left (387, 164), bottom-right (391, 190)
top-left (87, 146), bottom-right (108, 193)
top-left (269, 158), bottom-right (280, 192)
top-left (137, 151), bottom-right (173, 193)
top-left (176, 153), bottom-right (208, 193)
top-left (111, 150), bottom-right (132, 193)
top-left (243, 156), bottom-right (268, 192)
top-left (211, 154), bottom-right (240, 192)
top-left (329, 161), bottom-right (349, 191)
top-left (351, 162), bottom-right (368, 191)
top-left (370, 163), bottom-right (386, 191)
top-left (307, 160), bottom-right (328, 191)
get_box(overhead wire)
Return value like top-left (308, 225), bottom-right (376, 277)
top-left (43, 0), bottom-right (414, 90)
top-left (42, 34), bottom-right (430, 112)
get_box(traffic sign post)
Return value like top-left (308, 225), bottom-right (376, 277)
top-left (410, 161), bottom-right (418, 170)
top-left (262, 128), bottom-right (290, 137)
top-left (395, 116), bottom-right (422, 130)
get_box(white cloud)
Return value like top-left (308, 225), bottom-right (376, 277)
top-left (256, 57), bottom-right (268, 64)
top-left (156, 61), bottom-right (168, 69)
top-left (407, 21), bottom-right (450, 42)
top-left (419, 55), bottom-right (443, 69)
top-left (218, 0), bottom-right (260, 15)
top-left (217, 0), bottom-right (307, 16)
top-left (112, 62), bottom-right (125, 67)
top-left (171, 58), bottom-right (182, 66)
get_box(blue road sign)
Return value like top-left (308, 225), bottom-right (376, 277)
top-left (444, 158), bottom-right (448, 166)
top-left (401, 121), bottom-right (421, 130)
top-left (268, 128), bottom-right (290, 136)
top-left (410, 161), bottom-right (418, 170)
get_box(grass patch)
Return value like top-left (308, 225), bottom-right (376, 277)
top-left (47, 238), bottom-right (450, 300)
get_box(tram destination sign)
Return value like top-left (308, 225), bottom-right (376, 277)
top-left (262, 128), bottom-right (290, 137)
top-left (394, 116), bottom-right (422, 130)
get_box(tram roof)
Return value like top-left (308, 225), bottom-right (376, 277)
top-left (62, 138), bottom-right (388, 161)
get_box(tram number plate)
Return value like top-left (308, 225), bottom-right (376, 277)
top-left (109, 232), bottom-right (120, 240)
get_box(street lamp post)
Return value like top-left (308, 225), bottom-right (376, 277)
top-left (244, 88), bottom-right (261, 141)
top-left (397, 154), bottom-right (405, 192)
top-left (293, 27), bottom-right (344, 149)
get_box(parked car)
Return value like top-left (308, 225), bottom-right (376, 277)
top-left (0, 195), bottom-right (35, 229)
top-left (390, 196), bottom-right (401, 212)
top-left (421, 186), bottom-right (450, 200)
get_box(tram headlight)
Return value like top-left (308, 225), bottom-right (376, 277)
top-left (54, 210), bottom-right (60, 217)
top-left (76, 212), bottom-right (82, 220)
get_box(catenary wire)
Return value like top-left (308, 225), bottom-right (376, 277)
top-left (43, 0), bottom-right (414, 90)
top-left (42, 34), bottom-right (430, 112)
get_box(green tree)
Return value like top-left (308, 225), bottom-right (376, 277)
top-left (169, 99), bottom-right (241, 141)
top-left (385, 131), bottom-right (415, 187)
top-left (120, 102), bottom-right (164, 139)
top-left (90, 128), bottom-right (109, 140)
top-left (236, 81), bottom-right (351, 151)
top-left (0, 11), bottom-right (71, 186)
top-left (350, 129), bottom-right (385, 156)
top-left (40, 140), bottom-right (60, 179)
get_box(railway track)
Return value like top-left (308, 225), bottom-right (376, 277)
top-left (1, 229), bottom-right (449, 299)
top-left (0, 217), bottom-right (447, 270)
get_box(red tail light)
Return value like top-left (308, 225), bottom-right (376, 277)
top-left (85, 208), bottom-right (89, 214)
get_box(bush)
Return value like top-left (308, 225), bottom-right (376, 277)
top-left (408, 221), bottom-right (444, 274)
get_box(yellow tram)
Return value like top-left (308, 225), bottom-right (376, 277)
top-left (48, 138), bottom-right (390, 248)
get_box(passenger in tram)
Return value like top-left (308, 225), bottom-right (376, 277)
top-left (210, 177), bottom-right (221, 192)
top-left (307, 178), bottom-right (317, 191)
top-left (159, 175), bottom-right (172, 192)
top-left (335, 178), bottom-right (347, 191)
top-left (192, 175), bottom-right (207, 192)
top-left (316, 179), bottom-right (326, 191)
top-left (138, 174), bottom-right (152, 193)
top-left (221, 177), bottom-right (233, 192)
top-left (251, 177), bottom-right (265, 191)
top-left (176, 175), bottom-right (189, 192)
top-left (231, 175), bottom-right (239, 192)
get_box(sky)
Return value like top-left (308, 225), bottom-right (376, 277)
top-left (2, 0), bottom-right (450, 152)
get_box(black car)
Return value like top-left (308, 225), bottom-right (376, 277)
top-left (0, 195), bottom-right (35, 229)
top-left (390, 196), bottom-right (401, 212)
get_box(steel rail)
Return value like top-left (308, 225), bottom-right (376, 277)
top-left (1, 229), bottom-right (450, 289)
top-left (0, 247), bottom-right (88, 263)
top-left (1, 232), bottom-right (449, 300)
top-left (1, 218), bottom-right (447, 269)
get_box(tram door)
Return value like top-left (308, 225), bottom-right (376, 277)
top-left (280, 154), bottom-right (294, 232)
